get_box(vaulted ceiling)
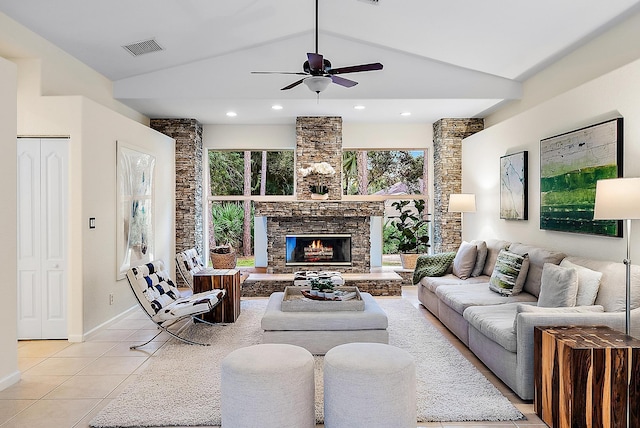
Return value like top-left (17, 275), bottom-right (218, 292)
top-left (1, 0), bottom-right (639, 124)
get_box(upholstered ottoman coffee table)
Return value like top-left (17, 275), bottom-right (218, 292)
top-left (261, 291), bottom-right (388, 355)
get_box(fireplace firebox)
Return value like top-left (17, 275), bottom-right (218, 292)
top-left (286, 234), bottom-right (352, 266)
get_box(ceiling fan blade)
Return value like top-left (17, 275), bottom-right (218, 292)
top-left (281, 78), bottom-right (305, 90)
top-left (331, 75), bottom-right (358, 88)
top-left (329, 62), bottom-right (383, 75)
top-left (251, 71), bottom-right (308, 75)
top-left (307, 52), bottom-right (324, 71)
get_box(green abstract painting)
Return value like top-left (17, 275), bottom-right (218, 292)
top-left (540, 118), bottom-right (623, 237)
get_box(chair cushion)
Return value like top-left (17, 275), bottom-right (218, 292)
top-left (489, 249), bottom-right (530, 296)
top-left (537, 263), bottom-right (578, 307)
top-left (463, 303), bottom-right (519, 352)
top-left (436, 283), bottom-right (537, 315)
top-left (153, 291), bottom-right (222, 322)
top-left (512, 303), bottom-right (604, 331)
top-left (560, 259), bottom-right (602, 306)
top-left (452, 241), bottom-right (478, 280)
top-left (470, 240), bottom-right (488, 277)
top-left (176, 248), bottom-right (205, 287)
top-left (128, 261), bottom-right (183, 315)
top-left (420, 274), bottom-right (490, 293)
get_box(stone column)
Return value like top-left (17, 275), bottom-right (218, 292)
top-left (295, 117), bottom-right (343, 200)
top-left (150, 119), bottom-right (204, 265)
top-left (432, 118), bottom-right (484, 253)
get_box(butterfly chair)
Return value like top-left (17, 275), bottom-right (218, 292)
top-left (126, 260), bottom-right (225, 349)
top-left (175, 248), bottom-right (205, 289)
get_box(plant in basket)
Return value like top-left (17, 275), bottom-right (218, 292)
top-left (210, 244), bottom-right (237, 269)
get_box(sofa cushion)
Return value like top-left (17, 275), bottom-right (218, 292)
top-left (412, 252), bottom-right (457, 284)
top-left (463, 303), bottom-right (519, 352)
top-left (560, 259), bottom-right (602, 306)
top-left (508, 243), bottom-right (566, 298)
top-left (512, 303), bottom-right (605, 330)
top-left (489, 250), bottom-right (530, 296)
top-left (470, 240), bottom-right (488, 277)
top-left (538, 263), bottom-right (579, 307)
top-left (563, 256), bottom-right (640, 312)
top-left (419, 274), bottom-right (490, 293)
top-left (436, 283), bottom-right (537, 315)
top-left (452, 241), bottom-right (478, 280)
top-left (482, 239), bottom-right (512, 277)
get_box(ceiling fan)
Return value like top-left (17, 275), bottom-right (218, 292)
top-left (251, 0), bottom-right (383, 93)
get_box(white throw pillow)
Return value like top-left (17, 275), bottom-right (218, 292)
top-left (470, 240), bottom-right (488, 277)
top-left (560, 259), bottom-right (602, 306)
top-left (537, 263), bottom-right (578, 307)
top-left (452, 241), bottom-right (478, 280)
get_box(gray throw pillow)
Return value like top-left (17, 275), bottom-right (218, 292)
top-left (452, 241), bottom-right (478, 280)
top-left (537, 263), bottom-right (579, 307)
top-left (470, 240), bottom-right (488, 277)
top-left (489, 249), bottom-right (530, 296)
top-left (559, 259), bottom-right (602, 306)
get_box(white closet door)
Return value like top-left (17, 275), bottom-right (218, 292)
top-left (17, 138), bottom-right (68, 339)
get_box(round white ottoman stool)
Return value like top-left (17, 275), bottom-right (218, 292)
top-left (324, 342), bottom-right (416, 428)
top-left (221, 343), bottom-right (315, 428)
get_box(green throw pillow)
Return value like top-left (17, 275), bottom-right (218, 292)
top-left (412, 252), bottom-right (457, 284)
top-left (488, 249), bottom-right (530, 296)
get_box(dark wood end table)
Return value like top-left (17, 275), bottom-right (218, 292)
top-left (193, 268), bottom-right (241, 323)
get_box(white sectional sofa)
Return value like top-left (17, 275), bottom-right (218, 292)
top-left (417, 239), bottom-right (640, 400)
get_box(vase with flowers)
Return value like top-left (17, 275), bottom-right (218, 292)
top-left (299, 161), bottom-right (336, 200)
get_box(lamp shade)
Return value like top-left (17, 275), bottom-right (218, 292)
top-left (593, 178), bottom-right (640, 220)
top-left (448, 193), bottom-right (476, 213)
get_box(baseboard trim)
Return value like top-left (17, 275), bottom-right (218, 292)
top-left (0, 370), bottom-right (21, 391)
top-left (80, 305), bottom-right (138, 342)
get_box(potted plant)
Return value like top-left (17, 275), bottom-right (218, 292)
top-left (389, 199), bottom-right (430, 269)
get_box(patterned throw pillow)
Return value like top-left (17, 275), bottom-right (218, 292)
top-left (412, 252), bottom-right (457, 284)
top-left (489, 249), bottom-right (530, 296)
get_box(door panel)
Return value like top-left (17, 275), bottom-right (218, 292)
top-left (17, 138), bottom-right (68, 339)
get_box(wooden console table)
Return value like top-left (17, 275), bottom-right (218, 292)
top-left (193, 268), bottom-right (241, 323)
top-left (534, 325), bottom-right (640, 428)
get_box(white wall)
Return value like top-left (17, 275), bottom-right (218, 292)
top-left (462, 57), bottom-right (640, 262)
top-left (0, 57), bottom-right (20, 390)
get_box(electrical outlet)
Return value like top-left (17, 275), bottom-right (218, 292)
top-left (109, 293), bottom-right (114, 305)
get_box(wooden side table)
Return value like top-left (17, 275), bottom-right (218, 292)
top-left (534, 325), bottom-right (640, 428)
top-left (193, 268), bottom-right (241, 323)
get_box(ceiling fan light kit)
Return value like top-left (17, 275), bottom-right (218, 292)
top-left (304, 76), bottom-right (332, 93)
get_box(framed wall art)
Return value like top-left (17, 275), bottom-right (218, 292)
top-left (500, 151), bottom-right (528, 220)
top-left (116, 141), bottom-right (156, 278)
top-left (539, 118), bottom-right (623, 237)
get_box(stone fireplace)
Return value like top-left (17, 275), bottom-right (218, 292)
top-left (254, 200), bottom-right (383, 273)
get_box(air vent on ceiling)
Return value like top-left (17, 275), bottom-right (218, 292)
top-left (122, 39), bottom-right (164, 57)
top-left (358, 0), bottom-right (379, 4)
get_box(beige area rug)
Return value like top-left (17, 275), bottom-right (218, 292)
top-left (90, 298), bottom-right (524, 427)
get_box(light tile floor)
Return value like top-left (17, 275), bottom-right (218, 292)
top-left (0, 287), bottom-right (548, 428)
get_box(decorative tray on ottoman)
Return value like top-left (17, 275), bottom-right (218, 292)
top-left (281, 286), bottom-right (364, 312)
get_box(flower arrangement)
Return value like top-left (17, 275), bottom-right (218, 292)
top-left (298, 161), bottom-right (336, 177)
top-left (299, 162), bottom-right (336, 196)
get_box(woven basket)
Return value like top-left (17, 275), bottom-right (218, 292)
top-left (210, 249), bottom-right (237, 269)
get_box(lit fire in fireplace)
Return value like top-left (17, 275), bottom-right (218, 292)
top-left (304, 240), bottom-right (334, 262)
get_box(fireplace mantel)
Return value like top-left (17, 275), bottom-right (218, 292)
top-left (254, 201), bottom-right (384, 218)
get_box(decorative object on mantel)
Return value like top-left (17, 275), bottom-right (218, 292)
top-left (389, 199), bottom-right (431, 269)
top-left (299, 161), bottom-right (336, 199)
top-left (210, 244), bottom-right (237, 269)
top-left (593, 176), bottom-right (640, 335)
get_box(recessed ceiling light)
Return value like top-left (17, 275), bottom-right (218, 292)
top-left (400, 111), bottom-right (411, 117)
top-left (226, 111), bottom-right (237, 117)
top-left (272, 104), bottom-right (283, 110)
top-left (354, 105), bottom-right (366, 110)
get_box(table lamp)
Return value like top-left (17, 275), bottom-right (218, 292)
top-left (593, 177), bottom-right (640, 335)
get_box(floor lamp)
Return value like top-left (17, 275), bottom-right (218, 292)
top-left (448, 194), bottom-right (476, 246)
top-left (593, 177), bottom-right (640, 335)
